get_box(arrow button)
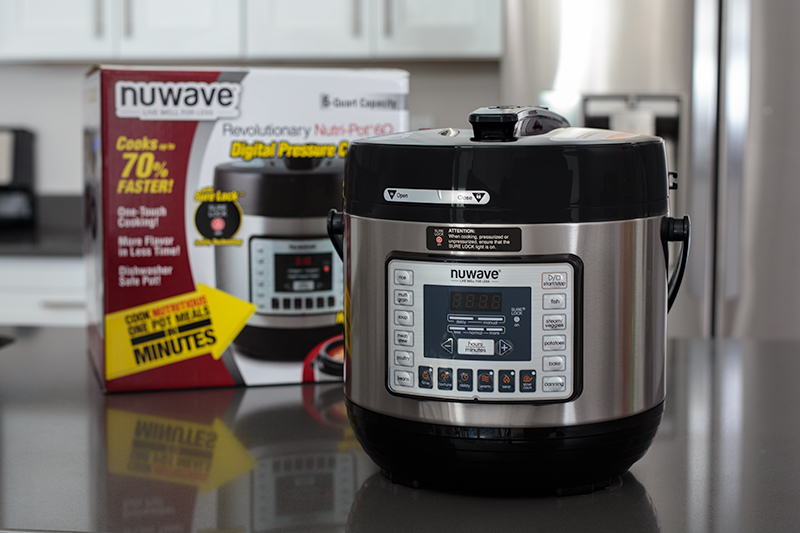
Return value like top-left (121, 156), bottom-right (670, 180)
top-left (498, 339), bottom-right (513, 356)
top-left (441, 338), bottom-right (454, 354)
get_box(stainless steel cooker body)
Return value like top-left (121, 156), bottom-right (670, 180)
top-left (344, 214), bottom-right (667, 428)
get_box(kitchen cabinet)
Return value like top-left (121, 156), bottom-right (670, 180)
top-left (245, 0), bottom-right (502, 59)
top-left (118, 0), bottom-right (241, 59)
top-left (0, 257), bottom-right (86, 326)
top-left (0, 0), bottom-right (114, 60)
top-left (0, 0), bottom-right (241, 60)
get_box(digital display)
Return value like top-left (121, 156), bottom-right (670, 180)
top-left (450, 291), bottom-right (502, 311)
top-left (274, 252), bottom-right (333, 292)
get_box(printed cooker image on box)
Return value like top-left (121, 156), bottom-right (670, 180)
top-left (214, 157), bottom-right (343, 361)
top-left (328, 106), bottom-right (690, 494)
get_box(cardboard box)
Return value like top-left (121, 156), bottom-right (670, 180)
top-left (84, 66), bottom-right (408, 392)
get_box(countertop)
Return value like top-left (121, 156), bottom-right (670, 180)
top-left (0, 326), bottom-right (799, 532)
top-left (0, 196), bottom-right (82, 256)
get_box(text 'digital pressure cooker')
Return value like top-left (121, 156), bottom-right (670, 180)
top-left (328, 106), bottom-right (690, 494)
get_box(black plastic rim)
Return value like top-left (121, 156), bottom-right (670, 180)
top-left (233, 323), bottom-right (342, 361)
top-left (346, 399), bottom-right (664, 495)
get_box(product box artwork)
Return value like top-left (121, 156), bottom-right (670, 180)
top-left (84, 66), bottom-right (409, 392)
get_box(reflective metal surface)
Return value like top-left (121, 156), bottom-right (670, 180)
top-left (502, 0), bottom-right (714, 338)
top-left (2, 326), bottom-right (800, 532)
top-left (345, 215), bottom-right (667, 427)
top-left (215, 215), bottom-right (340, 329)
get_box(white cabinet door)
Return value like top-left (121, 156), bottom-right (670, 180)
top-left (0, 0), bottom-right (114, 60)
top-left (117, 0), bottom-right (241, 58)
top-left (374, 0), bottom-right (502, 58)
top-left (246, 0), bottom-right (370, 58)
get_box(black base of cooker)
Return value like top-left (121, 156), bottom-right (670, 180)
top-left (233, 324), bottom-right (342, 361)
top-left (346, 399), bottom-right (664, 495)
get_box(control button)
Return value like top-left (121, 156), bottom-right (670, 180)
top-left (447, 326), bottom-right (466, 333)
top-left (394, 269), bottom-right (414, 286)
top-left (542, 376), bottom-right (567, 392)
top-left (543, 314), bottom-right (567, 330)
top-left (467, 327), bottom-right (485, 333)
top-left (542, 272), bottom-right (568, 289)
top-left (437, 368), bottom-right (453, 390)
top-left (394, 350), bottom-right (414, 367)
top-left (448, 315), bottom-right (474, 322)
top-left (457, 369), bottom-right (473, 391)
top-left (419, 366), bottom-right (433, 388)
top-left (394, 330), bottom-right (414, 347)
top-left (293, 280), bottom-right (315, 291)
top-left (394, 290), bottom-right (414, 306)
top-left (441, 338), bottom-right (454, 354)
top-left (272, 298), bottom-right (280, 309)
top-left (294, 298), bottom-right (302, 309)
top-left (317, 297), bottom-right (325, 308)
top-left (543, 293), bottom-right (566, 309)
top-left (497, 339), bottom-right (513, 356)
top-left (478, 316), bottom-right (505, 323)
top-left (498, 370), bottom-right (515, 392)
top-left (543, 355), bottom-right (566, 371)
top-left (394, 310), bottom-right (414, 326)
top-left (542, 335), bottom-right (566, 351)
top-left (283, 298), bottom-right (291, 309)
top-left (485, 327), bottom-right (505, 334)
top-left (477, 370), bottom-right (494, 392)
top-left (394, 370), bottom-right (414, 388)
top-left (457, 338), bottom-right (495, 356)
top-left (305, 298), bottom-right (314, 309)
top-left (520, 370), bottom-right (537, 392)
top-left (328, 296), bottom-right (336, 307)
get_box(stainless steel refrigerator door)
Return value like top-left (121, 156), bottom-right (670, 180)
top-left (501, 0), bottom-right (719, 338)
top-left (716, 0), bottom-right (800, 338)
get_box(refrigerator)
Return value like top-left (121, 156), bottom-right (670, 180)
top-left (503, 0), bottom-right (797, 339)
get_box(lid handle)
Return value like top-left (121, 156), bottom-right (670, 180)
top-left (468, 106), bottom-right (570, 142)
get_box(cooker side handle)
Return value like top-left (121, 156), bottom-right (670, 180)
top-left (327, 209), bottom-right (345, 260)
top-left (662, 215), bottom-right (691, 312)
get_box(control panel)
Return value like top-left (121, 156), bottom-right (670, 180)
top-left (250, 237), bottom-right (343, 315)
top-left (386, 258), bottom-right (579, 402)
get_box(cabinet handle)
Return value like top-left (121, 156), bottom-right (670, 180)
top-left (383, 0), bottom-right (393, 37)
top-left (124, 0), bottom-right (133, 38)
top-left (94, 0), bottom-right (103, 38)
top-left (352, 0), bottom-right (361, 37)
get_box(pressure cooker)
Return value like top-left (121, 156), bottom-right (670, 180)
top-left (214, 157), bottom-right (343, 360)
top-left (328, 106), bottom-right (690, 494)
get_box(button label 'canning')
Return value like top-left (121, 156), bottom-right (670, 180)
top-left (542, 376), bottom-right (566, 392)
top-left (542, 272), bottom-right (568, 289)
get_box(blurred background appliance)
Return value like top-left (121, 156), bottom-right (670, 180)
top-left (0, 128), bottom-right (34, 228)
top-left (503, 0), bottom-right (707, 337)
top-left (503, 0), bottom-right (800, 339)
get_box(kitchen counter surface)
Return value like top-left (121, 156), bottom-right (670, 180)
top-left (0, 326), bottom-right (798, 532)
top-left (0, 196), bottom-right (82, 256)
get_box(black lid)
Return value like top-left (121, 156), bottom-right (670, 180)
top-left (214, 159), bottom-right (343, 218)
top-left (344, 106), bottom-right (668, 224)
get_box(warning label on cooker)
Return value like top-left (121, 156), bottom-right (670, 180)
top-left (426, 227), bottom-right (522, 252)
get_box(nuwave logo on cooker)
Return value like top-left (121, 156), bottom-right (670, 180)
top-left (115, 81), bottom-right (242, 121)
top-left (450, 269), bottom-right (500, 280)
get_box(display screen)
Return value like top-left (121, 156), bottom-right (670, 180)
top-left (449, 291), bottom-right (502, 311)
top-left (274, 252), bottom-right (333, 292)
